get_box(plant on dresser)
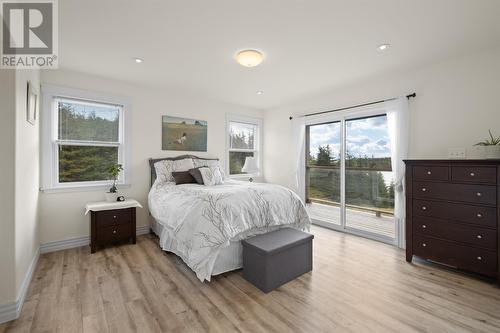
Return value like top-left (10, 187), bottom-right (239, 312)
top-left (404, 159), bottom-right (499, 283)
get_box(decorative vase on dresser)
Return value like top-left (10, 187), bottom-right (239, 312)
top-left (404, 159), bottom-right (499, 282)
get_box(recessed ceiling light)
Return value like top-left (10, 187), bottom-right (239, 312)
top-left (377, 44), bottom-right (390, 51)
top-left (257, 91), bottom-right (264, 95)
top-left (134, 57), bottom-right (143, 63)
top-left (236, 49), bottom-right (263, 67)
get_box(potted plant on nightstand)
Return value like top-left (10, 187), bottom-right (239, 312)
top-left (105, 164), bottom-right (123, 202)
top-left (475, 130), bottom-right (500, 159)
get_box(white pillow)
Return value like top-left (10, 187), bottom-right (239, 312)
top-left (154, 158), bottom-right (195, 183)
top-left (199, 167), bottom-right (224, 186)
top-left (193, 159), bottom-right (225, 179)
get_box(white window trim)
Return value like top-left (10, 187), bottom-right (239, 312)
top-left (40, 84), bottom-right (132, 192)
top-left (225, 114), bottom-right (263, 179)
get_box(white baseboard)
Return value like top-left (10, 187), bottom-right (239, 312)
top-left (40, 225), bottom-right (151, 254)
top-left (0, 248), bottom-right (40, 324)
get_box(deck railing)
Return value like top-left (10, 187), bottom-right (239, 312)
top-left (306, 164), bottom-right (394, 217)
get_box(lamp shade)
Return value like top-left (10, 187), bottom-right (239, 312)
top-left (241, 157), bottom-right (258, 173)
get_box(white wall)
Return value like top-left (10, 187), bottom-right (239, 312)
top-left (39, 69), bottom-right (264, 244)
top-left (264, 47), bottom-right (500, 189)
top-left (0, 68), bottom-right (41, 308)
top-left (15, 70), bottom-right (41, 294)
top-left (0, 70), bottom-right (17, 304)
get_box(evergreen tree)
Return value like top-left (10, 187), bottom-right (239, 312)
top-left (316, 145), bottom-right (332, 165)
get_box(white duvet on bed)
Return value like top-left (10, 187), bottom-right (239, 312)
top-left (148, 179), bottom-right (311, 281)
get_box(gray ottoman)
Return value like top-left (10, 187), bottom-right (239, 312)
top-left (241, 228), bottom-right (314, 293)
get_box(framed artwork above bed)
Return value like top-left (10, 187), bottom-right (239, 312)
top-left (162, 116), bottom-right (207, 151)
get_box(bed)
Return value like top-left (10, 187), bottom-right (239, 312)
top-left (148, 155), bottom-right (311, 282)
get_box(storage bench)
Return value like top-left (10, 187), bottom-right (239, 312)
top-left (241, 228), bottom-right (314, 293)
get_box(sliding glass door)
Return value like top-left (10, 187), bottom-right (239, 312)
top-left (306, 110), bottom-right (396, 244)
top-left (306, 121), bottom-right (342, 226)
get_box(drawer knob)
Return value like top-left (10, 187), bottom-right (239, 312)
top-left (426, 171), bottom-right (432, 175)
top-left (421, 187), bottom-right (427, 192)
top-left (477, 213), bottom-right (483, 218)
top-left (477, 235), bottom-right (482, 239)
top-left (476, 192), bottom-right (482, 197)
top-left (422, 224), bottom-right (427, 229)
top-left (422, 243), bottom-right (427, 247)
top-left (470, 172), bottom-right (475, 177)
top-left (421, 206), bottom-right (427, 211)
top-left (477, 256), bottom-right (482, 261)
top-left (113, 230), bottom-right (117, 234)
top-left (113, 215), bottom-right (117, 219)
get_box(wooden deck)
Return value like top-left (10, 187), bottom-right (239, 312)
top-left (307, 202), bottom-right (395, 238)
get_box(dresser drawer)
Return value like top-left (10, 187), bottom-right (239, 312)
top-left (95, 209), bottom-right (132, 227)
top-left (413, 199), bottom-right (497, 227)
top-left (413, 217), bottom-right (497, 249)
top-left (413, 235), bottom-right (497, 276)
top-left (413, 182), bottom-right (497, 205)
top-left (96, 224), bottom-right (132, 244)
top-left (413, 166), bottom-right (449, 181)
top-left (452, 166), bottom-right (497, 184)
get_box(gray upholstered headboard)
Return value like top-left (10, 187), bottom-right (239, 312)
top-left (149, 155), bottom-right (219, 187)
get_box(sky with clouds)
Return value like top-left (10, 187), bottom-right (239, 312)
top-left (309, 115), bottom-right (391, 159)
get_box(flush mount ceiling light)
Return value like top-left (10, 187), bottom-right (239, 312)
top-left (377, 44), bottom-right (390, 51)
top-left (236, 49), bottom-right (263, 67)
top-left (133, 57), bottom-right (144, 63)
top-left (256, 91), bottom-right (264, 95)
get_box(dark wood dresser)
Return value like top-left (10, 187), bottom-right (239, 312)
top-left (90, 207), bottom-right (136, 253)
top-left (405, 159), bottom-right (499, 282)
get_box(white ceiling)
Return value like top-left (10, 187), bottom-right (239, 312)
top-left (59, 0), bottom-right (500, 109)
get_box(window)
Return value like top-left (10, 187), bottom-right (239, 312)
top-left (41, 85), bottom-right (131, 191)
top-left (226, 115), bottom-right (262, 176)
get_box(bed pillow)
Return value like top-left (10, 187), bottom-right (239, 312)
top-left (172, 171), bottom-right (197, 185)
top-left (193, 159), bottom-right (225, 179)
top-left (154, 158), bottom-right (195, 183)
top-left (188, 167), bottom-right (204, 185)
top-left (199, 167), bottom-right (224, 186)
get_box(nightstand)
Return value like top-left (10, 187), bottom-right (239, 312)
top-left (85, 199), bottom-right (143, 253)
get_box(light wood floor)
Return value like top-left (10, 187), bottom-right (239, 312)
top-left (1, 226), bottom-right (500, 333)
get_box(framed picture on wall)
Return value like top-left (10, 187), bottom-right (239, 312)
top-left (27, 81), bottom-right (38, 125)
top-left (162, 116), bottom-right (208, 151)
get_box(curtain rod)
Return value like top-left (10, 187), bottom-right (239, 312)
top-left (289, 93), bottom-right (416, 120)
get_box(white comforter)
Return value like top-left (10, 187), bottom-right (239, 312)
top-left (148, 180), bottom-right (311, 281)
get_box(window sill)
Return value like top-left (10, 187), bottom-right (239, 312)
top-left (40, 183), bottom-right (131, 194)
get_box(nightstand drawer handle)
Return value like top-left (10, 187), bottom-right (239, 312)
top-left (477, 235), bottom-right (482, 239)
top-left (113, 215), bottom-right (117, 219)
top-left (421, 206), bottom-right (427, 211)
top-left (113, 230), bottom-right (117, 234)
top-left (422, 225), bottom-right (427, 229)
top-left (422, 243), bottom-right (427, 247)
top-left (477, 213), bottom-right (483, 218)
top-left (477, 256), bottom-right (482, 261)
top-left (476, 192), bottom-right (482, 197)
top-left (426, 171), bottom-right (432, 175)
top-left (421, 187), bottom-right (427, 192)
top-left (470, 172), bottom-right (475, 177)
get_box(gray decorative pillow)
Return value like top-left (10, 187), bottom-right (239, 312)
top-left (188, 167), bottom-right (204, 185)
top-left (172, 171), bottom-right (197, 185)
